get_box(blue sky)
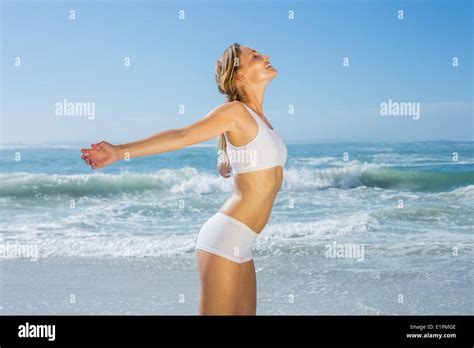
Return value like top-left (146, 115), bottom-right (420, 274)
top-left (1, 0), bottom-right (472, 144)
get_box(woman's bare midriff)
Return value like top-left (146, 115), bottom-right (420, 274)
top-left (218, 165), bottom-right (284, 234)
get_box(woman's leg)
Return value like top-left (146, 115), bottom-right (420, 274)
top-left (235, 259), bottom-right (257, 315)
top-left (196, 249), bottom-right (241, 315)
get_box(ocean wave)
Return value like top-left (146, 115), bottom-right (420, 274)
top-left (1, 212), bottom-right (471, 259)
top-left (1, 163), bottom-right (472, 199)
top-left (255, 238), bottom-right (474, 258)
top-left (2, 235), bottom-right (470, 259)
top-left (0, 168), bottom-right (232, 198)
top-left (432, 184), bottom-right (474, 202)
top-left (0, 211), bottom-right (378, 259)
top-left (260, 211), bottom-right (381, 240)
top-left (284, 162), bottom-right (381, 190)
top-left (0, 212), bottom-right (380, 258)
top-left (283, 163), bottom-right (474, 192)
top-left (0, 234), bottom-right (197, 259)
top-left (359, 167), bottom-right (474, 192)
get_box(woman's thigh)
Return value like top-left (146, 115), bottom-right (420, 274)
top-left (196, 249), bottom-right (241, 315)
top-left (235, 259), bottom-right (256, 315)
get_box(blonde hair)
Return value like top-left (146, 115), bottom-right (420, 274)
top-left (214, 43), bottom-right (245, 167)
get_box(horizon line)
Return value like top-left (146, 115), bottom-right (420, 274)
top-left (1, 138), bottom-right (473, 147)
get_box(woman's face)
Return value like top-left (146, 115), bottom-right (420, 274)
top-left (237, 46), bottom-right (277, 85)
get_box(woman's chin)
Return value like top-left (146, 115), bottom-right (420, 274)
top-left (267, 69), bottom-right (278, 81)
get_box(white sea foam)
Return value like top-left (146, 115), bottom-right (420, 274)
top-left (284, 162), bottom-right (381, 190)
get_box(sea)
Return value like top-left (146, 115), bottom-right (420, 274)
top-left (0, 140), bottom-right (472, 315)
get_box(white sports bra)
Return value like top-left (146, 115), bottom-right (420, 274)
top-left (224, 102), bottom-right (288, 175)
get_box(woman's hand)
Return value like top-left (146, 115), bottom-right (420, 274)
top-left (217, 161), bottom-right (232, 178)
top-left (80, 141), bottom-right (119, 170)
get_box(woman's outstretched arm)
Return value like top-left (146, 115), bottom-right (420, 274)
top-left (80, 102), bottom-right (240, 169)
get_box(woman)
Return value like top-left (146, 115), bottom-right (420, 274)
top-left (80, 43), bottom-right (287, 315)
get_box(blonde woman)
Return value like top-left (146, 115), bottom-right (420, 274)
top-left (80, 43), bottom-right (287, 315)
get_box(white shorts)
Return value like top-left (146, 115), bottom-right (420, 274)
top-left (195, 212), bottom-right (259, 263)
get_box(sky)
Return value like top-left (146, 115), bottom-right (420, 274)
top-left (1, 0), bottom-right (473, 145)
